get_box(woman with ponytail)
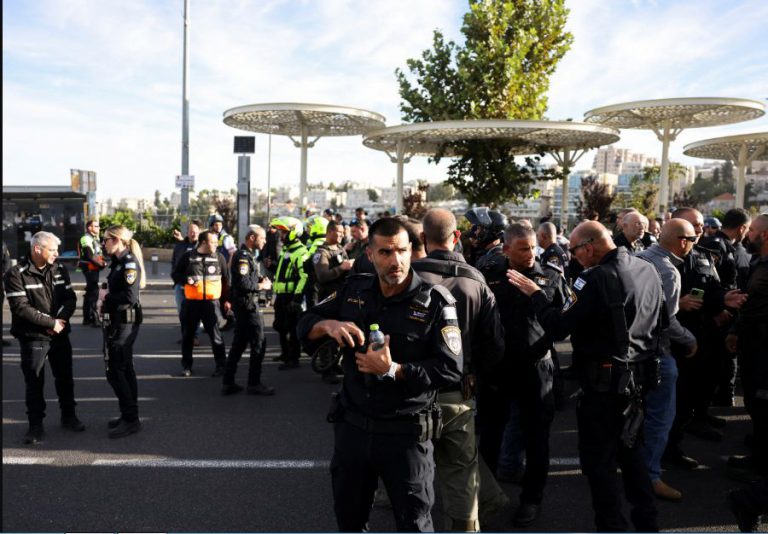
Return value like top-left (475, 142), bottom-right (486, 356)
top-left (101, 225), bottom-right (145, 438)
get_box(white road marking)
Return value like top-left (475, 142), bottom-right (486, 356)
top-left (4, 457), bottom-right (56, 465)
top-left (93, 458), bottom-right (329, 469)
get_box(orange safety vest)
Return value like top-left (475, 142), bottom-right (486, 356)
top-left (184, 252), bottom-right (223, 300)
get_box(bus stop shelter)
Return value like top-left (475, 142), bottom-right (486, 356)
top-left (223, 103), bottom-right (385, 208)
top-left (683, 131), bottom-right (768, 208)
top-left (363, 120), bottom-right (619, 228)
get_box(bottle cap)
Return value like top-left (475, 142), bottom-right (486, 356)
top-left (369, 324), bottom-right (380, 331)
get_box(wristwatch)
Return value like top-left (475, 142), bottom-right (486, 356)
top-left (381, 361), bottom-right (398, 380)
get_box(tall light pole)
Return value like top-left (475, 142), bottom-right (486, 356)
top-left (180, 0), bottom-right (191, 232)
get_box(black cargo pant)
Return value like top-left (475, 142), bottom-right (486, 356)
top-left (104, 318), bottom-right (140, 422)
top-left (577, 390), bottom-right (658, 532)
top-left (478, 356), bottom-right (555, 505)
top-left (273, 294), bottom-right (301, 364)
top-left (19, 336), bottom-right (77, 425)
top-left (331, 419), bottom-right (435, 532)
top-left (223, 304), bottom-right (266, 386)
top-left (181, 299), bottom-right (227, 371)
top-left (82, 269), bottom-right (100, 324)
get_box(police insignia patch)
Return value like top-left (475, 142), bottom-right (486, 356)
top-left (441, 326), bottom-right (462, 356)
top-left (313, 253), bottom-right (322, 264)
top-left (573, 277), bottom-right (587, 290)
top-left (535, 276), bottom-right (548, 286)
top-left (562, 286), bottom-right (577, 312)
top-left (238, 262), bottom-right (249, 275)
top-left (125, 269), bottom-right (137, 285)
top-left (208, 265), bottom-right (216, 274)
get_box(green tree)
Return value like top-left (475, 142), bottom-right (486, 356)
top-left (396, 0), bottom-right (573, 206)
top-left (576, 175), bottom-right (616, 222)
top-left (426, 181), bottom-right (458, 202)
top-left (367, 189), bottom-right (380, 203)
top-left (99, 210), bottom-right (138, 232)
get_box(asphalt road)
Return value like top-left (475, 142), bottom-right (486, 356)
top-left (1, 288), bottom-right (760, 532)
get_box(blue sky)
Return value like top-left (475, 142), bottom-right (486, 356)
top-left (3, 0), bottom-right (767, 201)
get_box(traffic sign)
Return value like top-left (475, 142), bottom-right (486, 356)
top-left (175, 174), bottom-right (195, 188)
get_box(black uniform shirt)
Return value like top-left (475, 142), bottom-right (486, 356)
top-left (531, 247), bottom-right (663, 368)
top-left (487, 259), bottom-right (568, 370)
top-left (4, 259), bottom-right (77, 340)
top-left (699, 230), bottom-right (739, 290)
top-left (735, 256), bottom-right (768, 386)
top-left (297, 270), bottom-right (462, 418)
top-left (413, 249), bottom-right (504, 376)
top-left (540, 243), bottom-right (569, 276)
top-left (230, 245), bottom-right (262, 309)
top-left (104, 250), bottom-right (141, 315)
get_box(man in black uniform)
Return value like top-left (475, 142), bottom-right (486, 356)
top-left (4, 231), bottom-right (84, 445)
top-left (664, 208), bottom-right (747, 465)
top-left (222, 225), bottom-right (275, 396)
top-left (726, 214), bottom-right (768, 531)
top-left (297, 217), bottom-right (462, 532)
top-left (481, 223), bottom-right (569, 527)
top-left (413, 208), bottom-right (506, 532)
top-left (509, 221), bottom-right (663, 532)
top-left (172, 231), bottom-right (231, 377)
top-left (464, 207), bottom-right (507, 269)
top-left (700, 208), bottom-right (752, 406)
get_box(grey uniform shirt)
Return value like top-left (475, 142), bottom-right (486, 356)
top-left (637, 244), bottom-right (696, 354)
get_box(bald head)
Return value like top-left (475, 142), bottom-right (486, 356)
top-left (659, 218), bottom-right (696, 257)
top-left (422, 209), bottom-right (457, 248)
top-left (570, 221), bottom-right (616, 267)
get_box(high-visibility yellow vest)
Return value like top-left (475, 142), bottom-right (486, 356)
top-left (273, 241), bottom-right (309, 295)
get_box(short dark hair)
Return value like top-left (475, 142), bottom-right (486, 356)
top-left (198, 230), bottom-right (214, 245)
top-left (722, 208), bottom-right (750, 229)
top-left (369, 217), bottom-right (408, 242)
top-left (326, 220), bottom-right (338, 232)
top-left (190, 219), bottom-right (202, 227)
top-left (349, 218), bottom-right (368, 228)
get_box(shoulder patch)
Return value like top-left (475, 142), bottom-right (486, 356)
top-left (125, 262), bottom-right (137, 269)
top-left (441, 306), bottom-right (458, 321)
top-left (562, 285), bottom-right (578, 312)
top-left (441, 326), bottom-right (462, 356)
top-left (573, 277), bottom-right (587, 290)
top-left (313, 252), bottom-right (322, 264)
top-left (125, 269), bottom-right (137, 285)
top-left (238, 261), bottom-right (249, 276)
top-left (535, 275), bottom-right (549, 286)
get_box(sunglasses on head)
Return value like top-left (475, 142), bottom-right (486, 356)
top-left (568, 238), bottom-right (594, 255)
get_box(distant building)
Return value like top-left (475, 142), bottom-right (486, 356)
top-left (591, 146), bottom-right (660, 175)
top-left (701, 192), bottom-right (736, 213)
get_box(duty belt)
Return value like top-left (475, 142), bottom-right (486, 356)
top-left (342, 408), bottom-right (441, 442)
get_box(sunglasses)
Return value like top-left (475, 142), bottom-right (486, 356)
top-left (568, 238), bottom-right (594, 255)
top-left (678, 235), bottom-right (697, 242)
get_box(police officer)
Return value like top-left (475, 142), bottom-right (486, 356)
top-left (101, 225), bottom-right (145, 438)
top-left (172, 231), bottom-right (230, 377)
top-left (2, 240), bottom-right (11, 346)
top-left (664, 208), bottom-right (747, 467)
top-left (209, 213), bottom-right (237, 330)
top-left (413, 208), bottom-right (506, 532)
top-left (700, 208), bottom-right (752, 407)
top-left (222, 225), bottom-right (275, 396)
top-left (78, 218), bottom-right (106, 326)
top-left (464, 207), bottom-right (507, 269)
top-left (270, 217), bottom-right (309, 370)
top-left (481, 223), bottom-right (569, 527)
top-left (347, 218), bottom-right (375, 274)
top-left (726, 214), bottom-right (768, 481)
top-left (509, 221), bottom-right (663, 532)
top-left (297, 217), bottom-right (462, 532)
top-left (4, 231), bottom-right (83, 445)
top-left (313, 220), bottom-right (354, 302)
top-left (303, 215), bottom-right (329, 307)
top-left (703, 216), bottom-right (722, 238)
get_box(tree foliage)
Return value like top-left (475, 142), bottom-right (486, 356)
top-left (576, 175), bottom-right (616, 222)
top-left (396, 0), bottom-right (573, 206)
top-left (402, 182), bottom-right (430, 219)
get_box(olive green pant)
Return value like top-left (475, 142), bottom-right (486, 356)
top-left (435, 391), bottom-right (509, 532)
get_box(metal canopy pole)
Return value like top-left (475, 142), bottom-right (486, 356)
top-left (396, 140), bottom-right (406, 214)
top-left (299, 123), bottom-right (308, 212)
top-left (657, 120), bottom-right (673, 215)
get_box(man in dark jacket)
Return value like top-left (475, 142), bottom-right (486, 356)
top-left (4, 231), bottom-right (84, 445)
top-left (171, 221), bottom-right (201, 342)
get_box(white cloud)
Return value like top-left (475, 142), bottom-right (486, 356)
top-left (3, 0), bottom-right (767, 203)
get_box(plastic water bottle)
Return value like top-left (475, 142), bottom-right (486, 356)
top-left (369, 324), bottom-right (385, 351)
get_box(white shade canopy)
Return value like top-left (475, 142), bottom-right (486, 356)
top-left (363, 119), bottom-right (619, 223)
top-left (683, 131), bottom-right (768, 208)
top-left (584, 97), bottom-right (765, 214)
top-left (223, 103), bottom-right (386, 207)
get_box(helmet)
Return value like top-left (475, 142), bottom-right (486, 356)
top-left (704, 216), bottom-right (722, 229)
top-left (270, 216), bottom-right (304, 241)
top-left (208, 213), bottom-right (224, 226)
top-left (305, 214), bottom-right (329, 239)
top-left (464, 207), bottom-right (507, 248)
